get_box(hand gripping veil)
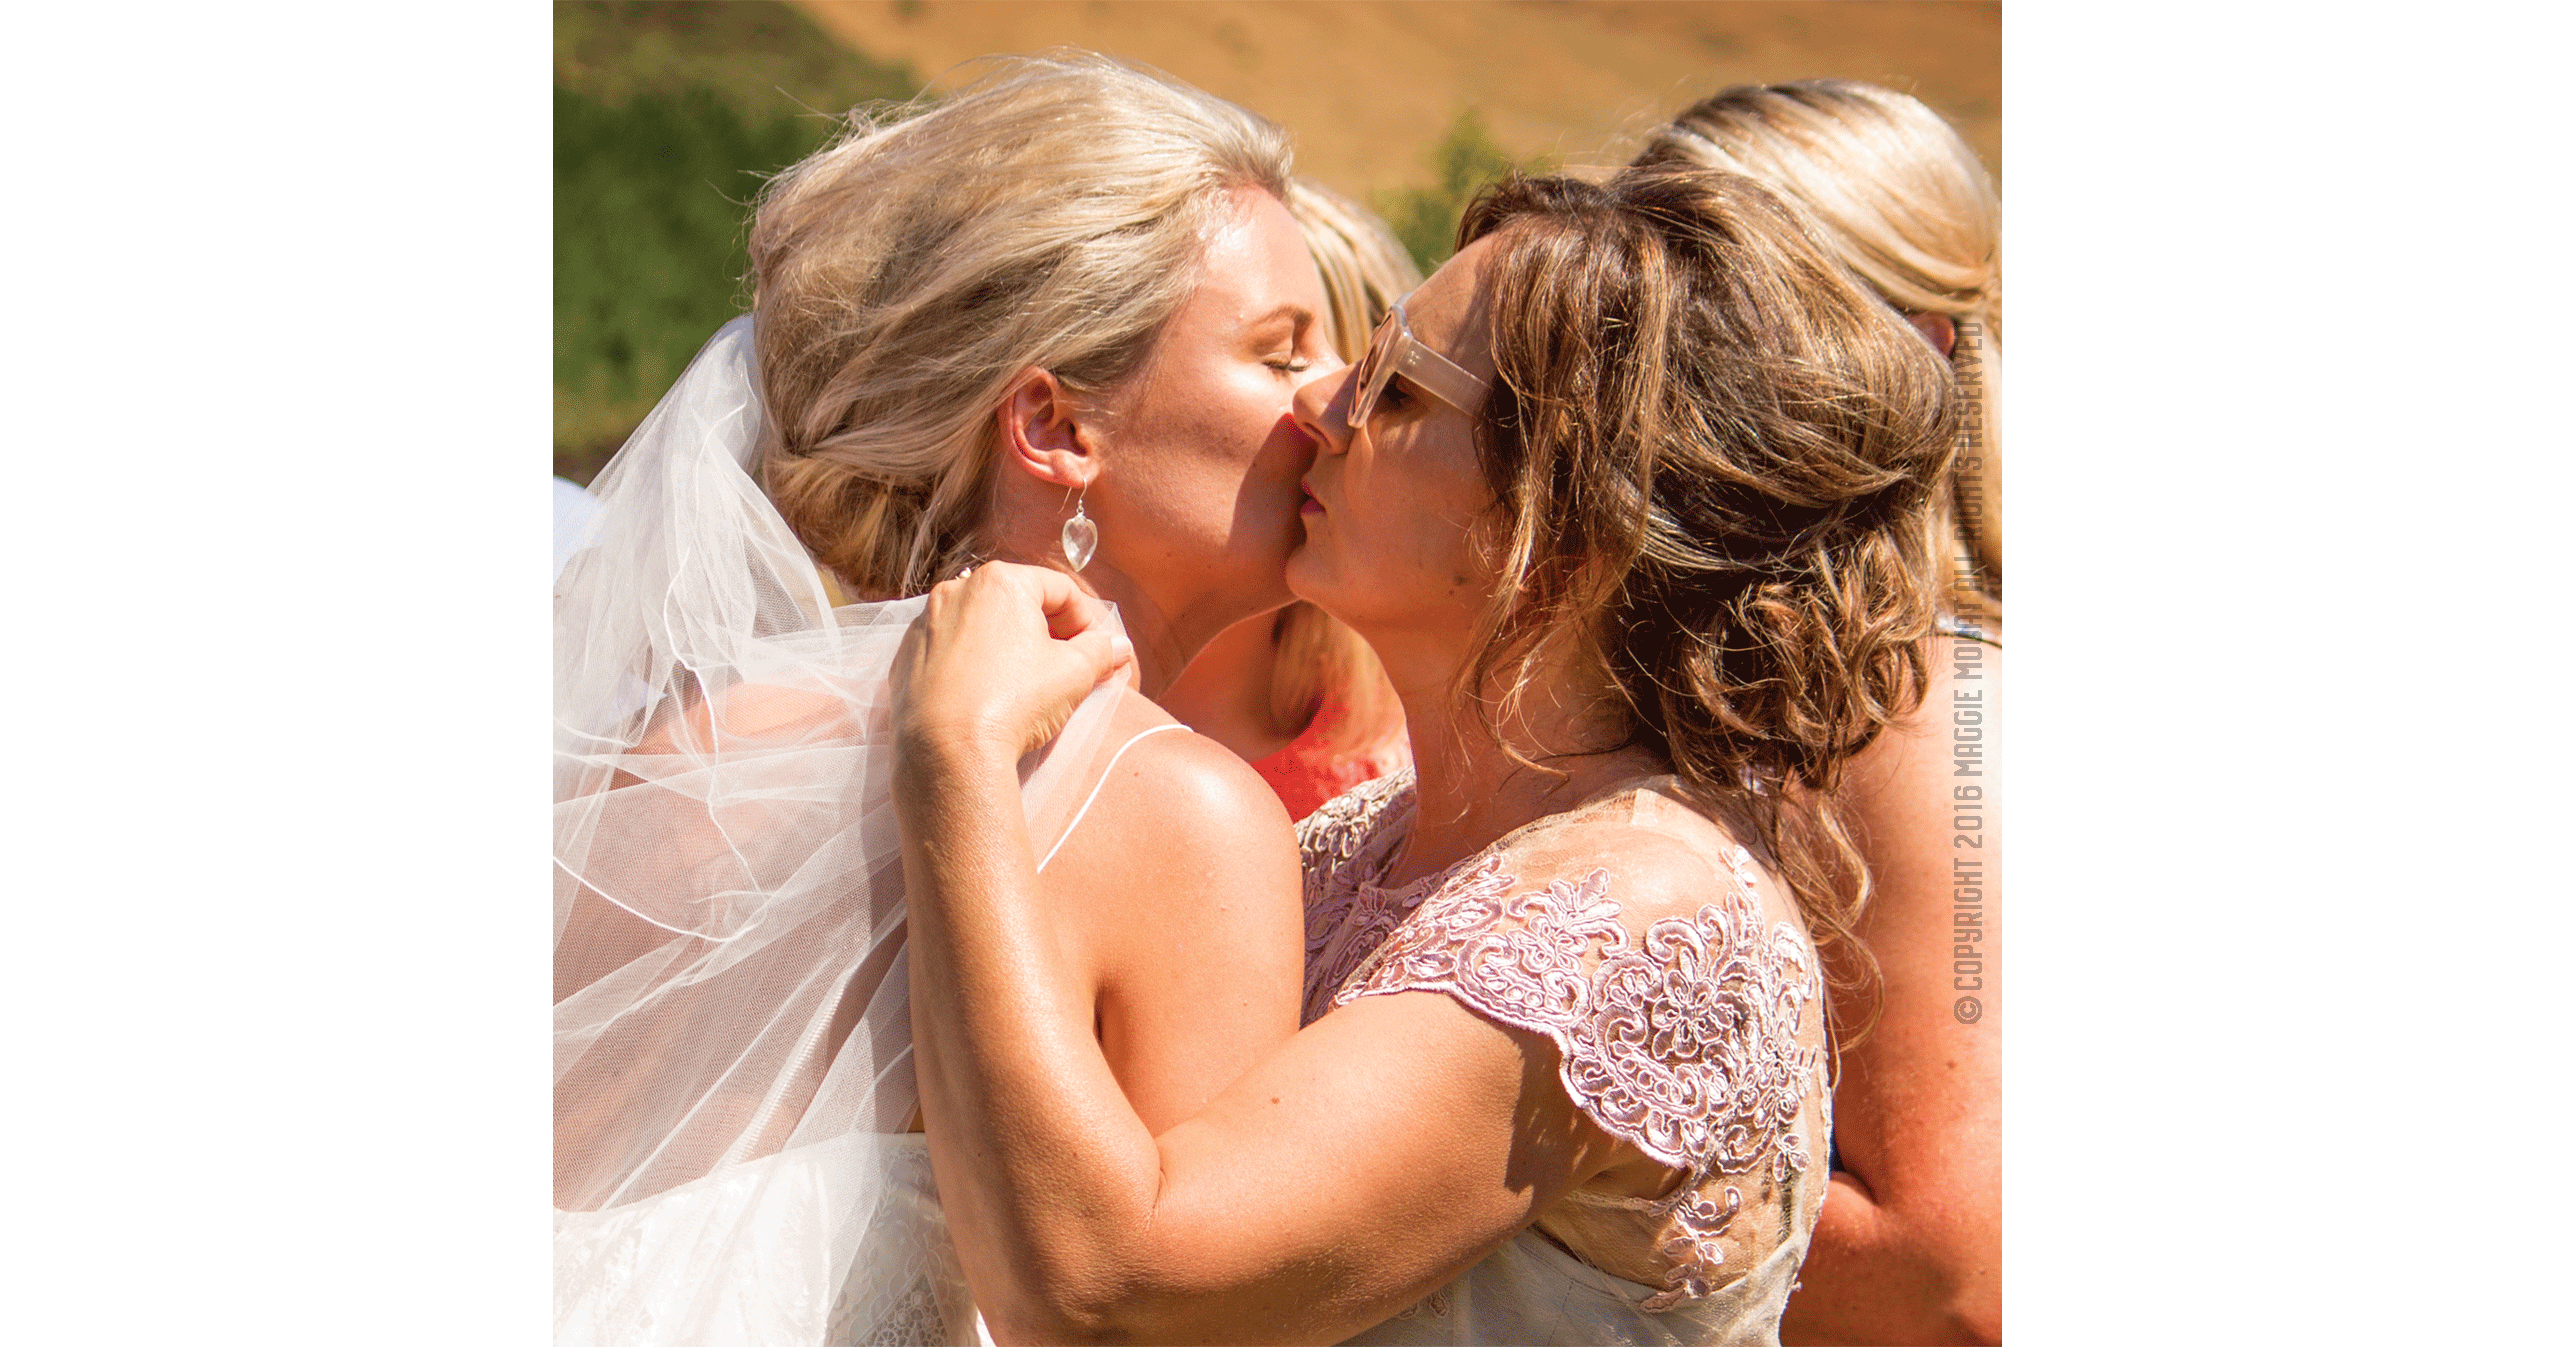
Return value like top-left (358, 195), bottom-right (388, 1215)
top-left (553, 318), bottom-right (1124, 1344)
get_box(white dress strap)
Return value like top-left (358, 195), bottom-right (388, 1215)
top-left (1035, 723), bottom-right (1188, 873)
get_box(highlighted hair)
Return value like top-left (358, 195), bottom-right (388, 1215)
top-left (1457, 166), bottom-right (1958, 1015)
top-left (1637, 81), bottom-right (2001, 619)
top-left (748, 51), bottom-right (1293, 598)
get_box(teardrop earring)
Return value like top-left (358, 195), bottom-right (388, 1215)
top-left (1061, 486), bottom-right (1098, 572)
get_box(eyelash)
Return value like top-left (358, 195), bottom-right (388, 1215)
top-left (1266, 329), bottom-right (1317, 375)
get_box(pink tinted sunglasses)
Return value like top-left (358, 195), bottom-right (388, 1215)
top-left (1347, 302), bottom-right (1492, 430)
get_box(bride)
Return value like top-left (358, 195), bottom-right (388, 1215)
top-left (552, 52), bottom-right (1341, 1343)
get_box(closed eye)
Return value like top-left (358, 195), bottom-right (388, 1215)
top-left (1251, 307), bottom-right (1321, 376)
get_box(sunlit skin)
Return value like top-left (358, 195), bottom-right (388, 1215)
top-left (1155, 606), bottom-right (1298, 761)
top-left (1289, 240), bottom-right (1645, 880)
top-left (916, 183), bottom-right (1340, 1142)
top-left (1783, 305), bottom-right (2000, 1347)
top-left (891, 233), bottom-right (1817, 1344)
top-left (983, 185), bottom-right (1341, 698)
top-left (1284, 255), bottom-right (1499, 721)
top-left (1784, 632), bottom-right (2002, 1346)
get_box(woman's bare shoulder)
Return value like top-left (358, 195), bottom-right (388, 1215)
top-left (1111, 690), bottom-right (1296, 840)
top-left (1033, 690), bottom-right (1308, 1128)
top-left (1839, 631), bottom-right (1999, 857)
top-left (1046, 689), bottom-right (1302, 921)
top-left (1848, 632), bottom-right (2000, 791)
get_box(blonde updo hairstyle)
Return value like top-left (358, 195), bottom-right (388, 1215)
top-left (1267, 180), bottom-right (1424, 752)
top-left (1634, 80), bottom-right (2000, 617)
top-left (749, 52), bottom-right (1293, 598)
top-left (1457, 166), bottom-right (1957, 998)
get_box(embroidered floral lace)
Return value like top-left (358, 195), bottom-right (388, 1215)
top-left (1298, 772), bottom-right (1828, 1311)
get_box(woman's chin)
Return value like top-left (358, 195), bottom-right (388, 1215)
top-left (1282, 548), bottom-right (1331, 606)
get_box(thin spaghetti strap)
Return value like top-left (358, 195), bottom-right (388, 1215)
top-left (1035, 723), bottom-right (1188, 874)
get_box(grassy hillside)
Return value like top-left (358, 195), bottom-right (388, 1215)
top-left (557, 1), bottom-right (1997, 478)
top-left (553, 0), bottom-right (919, 482)
top-left (1377, 109), bottom-right (1548, 274)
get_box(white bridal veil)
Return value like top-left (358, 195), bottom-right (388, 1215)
top-left (554, 318), bottom-right (1123, 1344)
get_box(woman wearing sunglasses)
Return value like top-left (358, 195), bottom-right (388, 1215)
top-left (893, 163), bottom-right (1957, 1345)
top-left (1160, 180), bottom-right (1421, 822)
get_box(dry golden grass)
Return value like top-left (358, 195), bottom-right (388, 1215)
top-left (560, 3), bottom-right (1999, 475)
top-left (786, 0), bottom-right (1999, 194)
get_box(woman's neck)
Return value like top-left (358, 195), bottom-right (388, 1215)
top-left (1077, 562), bottom-right (1186, 697)
top-left (971, 548), bottom-right (1242, 703)
top-left (976, 479), bottom-right (1284, 702)
top-left (1372, 633), bottom-right (1663, 889)
top-left (1156, 608), bottom-right (1292, 758)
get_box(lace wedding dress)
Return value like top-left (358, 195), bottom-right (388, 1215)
top-left (1299, 772), bottom-right (1832, 1346)
top-left (553, 319), bottom-right (1125, 1346)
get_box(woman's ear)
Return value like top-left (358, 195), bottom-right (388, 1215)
top-left (1906, 311), bottom-right (1958, 359)
top-left (997, 368), bottom-right (1097, 490)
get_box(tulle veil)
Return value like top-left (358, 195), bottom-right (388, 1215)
top-left (553, 317), bottom-right (1124, 1344)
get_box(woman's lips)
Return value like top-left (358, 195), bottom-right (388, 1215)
top-left (1299, 479), bottom-right (1324, 516)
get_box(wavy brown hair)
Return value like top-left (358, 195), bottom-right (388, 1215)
top-left (1455, 166), bottom-right (1957, 1010)
top-left (1634, 80), bottom-right (2000, 620)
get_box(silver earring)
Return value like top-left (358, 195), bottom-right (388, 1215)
top-left (1061, 487), bottom-right (1097, 572)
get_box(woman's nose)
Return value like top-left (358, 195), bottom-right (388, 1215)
top-left (1292, 364), bottom-right (1354, 456)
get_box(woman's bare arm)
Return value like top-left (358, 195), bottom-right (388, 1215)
top-left (879, 565), bottom-right (1306, 1140)
top-left (901, 740), bottom-right (1641, 1341)
top-left (1033, 702), bottom-right (1306, 1133)
top-left (1782, 636), bottom-right (2001, 1345)
top-left (889, 568), bottom-right (1650, 1344)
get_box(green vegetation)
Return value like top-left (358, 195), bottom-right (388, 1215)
top-left (1375, 110), bottom-right (1546, 274)
top-left (554, 1), bottom-right (918, 481)
top-left (553, 8), bottom-right (1545, 477)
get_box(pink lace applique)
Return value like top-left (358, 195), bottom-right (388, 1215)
top-left (1331, 843), bottom-right (1823, 1310)
top-left (1296, 774), bottom-right (1422, 1025)
top-left (1296, 771), bottom-right (1409, 891)
top-left (1390, 1284), bottom-right (1454, 1321)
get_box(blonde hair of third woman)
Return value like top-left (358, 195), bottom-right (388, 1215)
top-left (749, 50), bottom-right (1292, 599)
top-left (1634, 80), bottom-right (2000, 622)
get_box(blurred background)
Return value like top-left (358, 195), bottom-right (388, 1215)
top-left (555, 0), bottom-right (1999, 483)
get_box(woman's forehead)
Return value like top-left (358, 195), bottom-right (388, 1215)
top-left (1184, 188), bottom-right (1325, 331)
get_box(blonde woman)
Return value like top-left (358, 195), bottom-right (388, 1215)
top-left (1637, 80), bottom-right (2003, 1344)
top-left (552, 53), bottom-right (1341, 1344)
top-left (891, 163), bottom-right (1957, 1345)
top-left (1162, 180), bottom-right (1419, 819)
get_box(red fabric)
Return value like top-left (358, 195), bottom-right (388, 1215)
top-left (1250, 698), bottom-right (1413, 821)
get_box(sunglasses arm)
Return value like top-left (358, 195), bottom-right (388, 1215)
top-left (1391, 331), bottom-right (1492, 417)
